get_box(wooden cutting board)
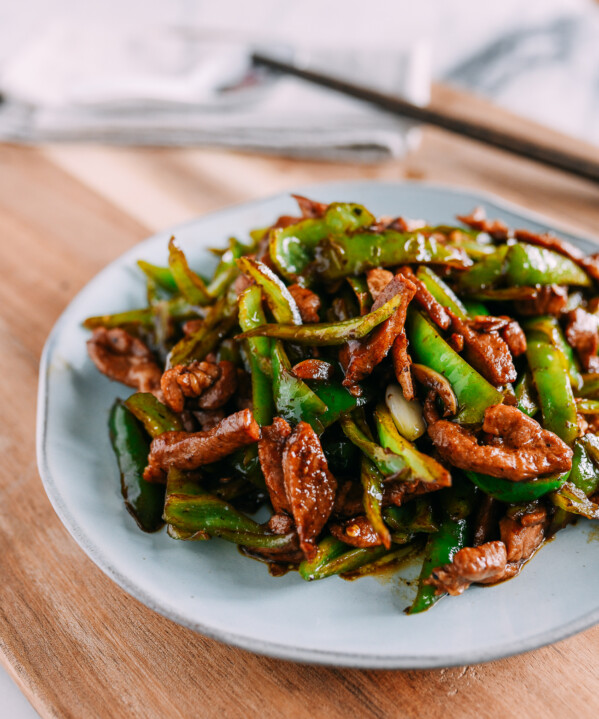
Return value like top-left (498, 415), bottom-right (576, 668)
top-left (2, 84), bottom-right (599, 718)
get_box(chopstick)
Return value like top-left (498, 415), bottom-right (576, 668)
top-left (252, 52), bottom-right (599, 185)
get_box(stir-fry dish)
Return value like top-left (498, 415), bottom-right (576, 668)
top-left (84, 196), bottom-right (599, 613)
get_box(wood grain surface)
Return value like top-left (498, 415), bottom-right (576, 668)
top-left (2, 84), bottom-right (599, 718)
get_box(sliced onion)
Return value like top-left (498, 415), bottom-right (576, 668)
top-left (385, 384), bottom-right (425, 441)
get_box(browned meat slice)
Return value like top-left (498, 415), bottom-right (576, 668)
top-left (291, 359), bottom-right (335, 381)
top-left (472, 495), bottom-right (501, 547)
top-left (341, 275), bottom-right (417, 387)
top-left (161, 360), bottom-right (221, 413)
top-left (87, 327), bottom-right (162, 395)
top-left (499, 507), bottom-right (547, 562)
top-left (144, 409), bottom-right (260, 482)
top-left (411, 364), bottom-right (457, 417)
top-left (427, 404), bottom-right (573, 481)
top-left (333, 480), bottom-right (363, 517)
top-left (565, 308), bottom-right (599, 372)
top-left (330, 516), bottom-right (383, 548)
top-left (582, 255), bottom-right (599, 282)
top-left (514, 228), bottom-right (584, 261)
top-left (233, 272), bottom-right (255, 296)
top-left (366, 268), bottom-right (394, 301)
top-left (272, 215), bottom-right (303, 230)
top-left (182, 318), bottom-right (204, 337)
top-left (500, 318), bottom-right (527, 357)
top-left (292, 194), bottom-right (328, 219)
top-left (392, 332), bottom-right (414, 400)
top-left (397, 266), bottom-right (451, 329)
top-left (384, 471), bottom-right (452, 508)
top-left (425, 541), bottom-right (508, 596)
top-left (449, 312), bottom-right (517, 386)
top-left (197, 361), bottom-right (238, 410)
top-left (515, 285), bottom-right (568, 316)
top-left (282, 421), bottom-right (337, 560)
top-left (258, 417), bottom-right (292, 514)
top-left (448, 332), bottom-right (465, 352)
top-left (288, 284), bottom-right (321, 323)
top-left (386, 217), bottom-right (426, 232)
top-left (457, 207), bottom-right (509, 240)
top-left (467, 316), bottom-right (509, 332)
top-left (192, 409), bottom-right (226, 431)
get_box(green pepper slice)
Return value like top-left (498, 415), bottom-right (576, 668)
top-left (238, 285), bottom-right (274, 426)
top-left (525, 330), bottom-right (579, 445)
top-left (109, 400), bottom-right (165, 532)
top-left (124, 392), bottom-right (183, 437)
top-left (237, 289), bottom-right (405, 345)
top-left (407, 310), bottom-right (503, 424)
top-left (466, 470), bottom-right (568, 503)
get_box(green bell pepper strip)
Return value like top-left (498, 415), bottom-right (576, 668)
top-left (124, 392), bottom-right (183, 437)
top-left (465, 470), bottom-right (568, 503)
top-left (342, 541), bottom-right (425, 579)
top-left (458, 245), bottom-right (509, 292)
top-left (215, 338), bottom-right (241, 365)
top-left (525, 330), bottom-right (579, 445)
top-left (238, 285), bottom-right (271, 360)
top-left (137, 260), bottom-right (178, 294)
top-left (360, 456), bottom-right (391, 549)
top-left (407, 310), bottom-right (503, 424)
top-left (298, 537), bottom-right (346, 580)
top-left (408, 517), bottom-right (469, 614)
top-left (298, 538), bottom-right (395, 581)
top-left (339, 412), bottom-right (410, 479)
top-left (269, 202), bottom-right (376, 280)
top-left (108, 400), bottom-right (165, 533)
top-left (236, 257), bottom-right (302, 324)
top-left (515, 372), bottom-right (539, 417)
top-left (238, 285), bottom-right (274, 426)
top-left (84, 307), bottom-right (153, 329)
top-left (164, 468), bottom-right (210, 540)
top-left (416, 266), bottom-right (468, 318)
top-left (550, 481), bottom-right (599, 520)
top-left (308, 381), bottom-right (358, 428)
top-left (206, 238), bottom-right (246, 299)
top-left (237, 290), bottom-right (405, 346)
top-left (523, 316), bottom-right (582, 391)
top-left (166, 296), bottom-right (238, 368)
top-left (567, 439), bottom-right (599, 497)
top-left (346, 276), bottom-right (372, 315)
top-left (226, 446), bottom-right (267, 490)
top-left (582, 433), bottom-right (599, 468)
top-left (462, 299), bottom-right (489, 317)
top-left (168, 238), bottom-right (212, 305)
top-left (374, 402), bottom-right (450, 485)
top-left (506, 243), bottom-right (591, 287)
top-left (314, 231), bottom-right (471, 281)
top-left (271, 340), bottom-right (327, 432)
top-left (83, 296), bottom-right (196, 331)
top-left (408, 481), bottom-right (474, 614)
top-left (578, 374), bottom-right (599, 399)
top-left (384, 500), bottom-right (439, 537)
top-left (164, 491), bottom-right (297, 549)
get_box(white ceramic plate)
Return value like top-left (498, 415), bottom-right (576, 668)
top-left (37, 181), bottom-right (599, 668)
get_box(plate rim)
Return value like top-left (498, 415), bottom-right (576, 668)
top-left (36, 179), bottom-right (599, 669)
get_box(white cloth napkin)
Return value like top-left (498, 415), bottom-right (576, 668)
top-left (0, 23), bottom-right (431, 161)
